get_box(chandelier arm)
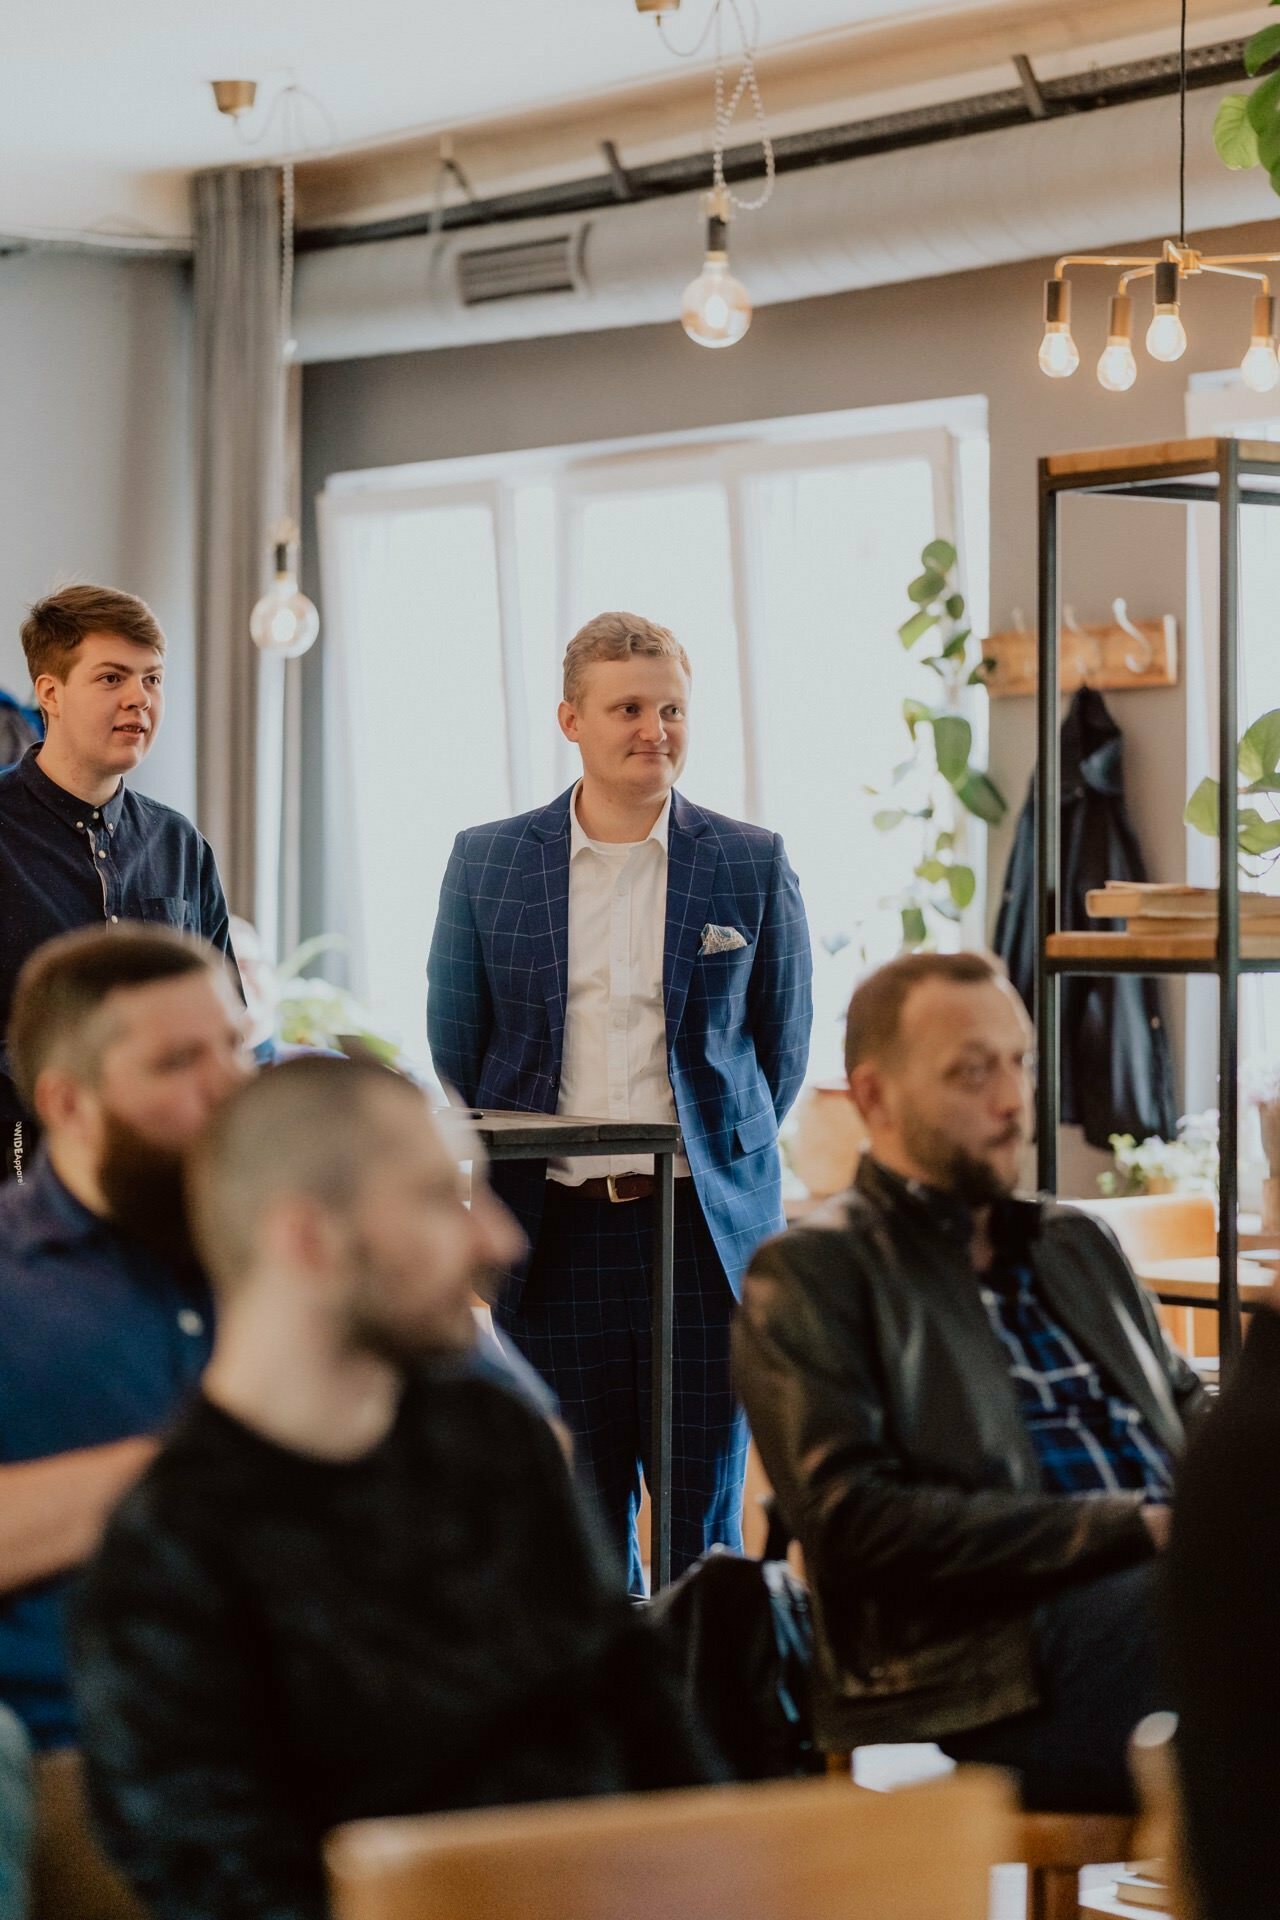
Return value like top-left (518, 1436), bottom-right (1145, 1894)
top-left (1053, 254), bottom-right (1162, 277)
top-left (1120, 265), bottom-right (1158, 292)
top-left (1200, 264), bottom-right (1272, 289)
top-left (1199, 253), bottom-right (1280, 268)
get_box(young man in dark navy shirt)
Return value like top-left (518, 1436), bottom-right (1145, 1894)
top-left (0, 586), bottom-right (236, 1179)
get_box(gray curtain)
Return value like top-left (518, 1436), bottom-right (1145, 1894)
top-left (192, 166), bottom-right (282, 923)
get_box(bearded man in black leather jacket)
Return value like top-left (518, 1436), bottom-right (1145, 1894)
top-left (734, 951), bottom-right (1205, 1812)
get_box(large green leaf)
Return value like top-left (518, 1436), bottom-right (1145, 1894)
top-left (1239, 708), bottom-right (1280, 782)
top-left (948, 864), bottom-right (977, 910)
top-left (900, 906), bottom-right (928, 949)
top-left (932, 714), bottom-right (973, 784)
top-left (873, 807), bottom-right (906, 831)
top-left (1258, 111), bottom-right (1280, 173)
top-left (1238, 809), bottom-right (1280, 855)
top-left (1216, 92), bottom-right (1262, 167)
top-left (907, 569), bottom-right (947, 605)
top-left (954, 769), bottom-right (1007, 825)
top-left (902, 697), bottom-right (933, 738)
top-left (1184, 776), bottom-right (1220, 835)
top-left (899, 610), bottom-right (940, 649)
top-left (921, 538), bottom-right (957, 572)
top-left (1247, 67), bottom-right (1280, 137)
top-left (1247, 21), bottom-right (1280, 74)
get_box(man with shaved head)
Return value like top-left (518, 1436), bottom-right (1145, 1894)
top-left (735, 950), bottom-right (1206, 1812)
top-left (74, 1058), bottom-right (716, 1920)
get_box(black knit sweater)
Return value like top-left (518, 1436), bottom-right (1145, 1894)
top-left (72, 1366), bottom-right (715, 1920)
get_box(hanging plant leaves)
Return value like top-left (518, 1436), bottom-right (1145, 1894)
top-left (921, 538), bottom-right (957, 572)
top-left (908, 569), bottom-right (948, 604)
top-left (1239, 809), bottom-right (1280, 855)
top-left (899, 610), bottom-right (940, 649)
top-left (873, 808), bottom-right (907, 831)
top-left (947, 864), bottom-right (977, 910)
top-left (1214, 93), bottom-right (1261, 167)
top-left (1246, 66), bottom-right (1280, 137)
top-left (933, 714), bottom-right (973, 784)
top-left (941, 628), bottom-right (972, 661)
top-left (915, 857), bottom-right (948, 883)
top-left (1238, 708), bottom-right (1280, 782)
top-left (955, 769), bottom-right (1007, 825)
top-left (902, 698), bottom-right (933, 738)
top-left (945, 594), bottom-right (966, 620)
top-left (1245, 19), bottom-right (1280, 75)
top-left (1184, 777), bottom-right (1220, 835)
top-left (1257, 111), bottom-right (1280, 173)
top-left (901, 906), bottom-right (928, 949)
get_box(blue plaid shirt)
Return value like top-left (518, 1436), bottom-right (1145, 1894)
top-left (980, 1259), bottom-right (1174, 1504)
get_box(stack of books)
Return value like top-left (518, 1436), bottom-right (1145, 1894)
top-left (1044, 883), bottom-right (1280, 960)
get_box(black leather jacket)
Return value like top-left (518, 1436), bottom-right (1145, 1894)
top-left (733, 1157), bottom-right (1207, 1749)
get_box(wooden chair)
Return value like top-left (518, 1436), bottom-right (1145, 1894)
top-left (827, 1753), bottom-right (1136, 1920)
top-left (325, 1770), bottom-right (1015, 1920)
top-left (1071, 1193), bottom-right (1218, 1358)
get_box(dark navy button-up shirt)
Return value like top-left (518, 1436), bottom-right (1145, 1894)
top-left (980, 1258), bottom-right (1175, 1506)
top-left (0, 1153), bottom-right (214, 1748)
top-left (0, 746), bottom-right (236, 1177)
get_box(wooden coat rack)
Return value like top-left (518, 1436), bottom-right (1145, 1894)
top-left (981, 603), bottom-right (1178, 698)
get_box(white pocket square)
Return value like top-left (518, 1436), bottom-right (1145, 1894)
top-left (700, 923), bottom-right (748, 956)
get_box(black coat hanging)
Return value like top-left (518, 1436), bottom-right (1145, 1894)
top-left (993, 686), bottom-right (1178, 1150)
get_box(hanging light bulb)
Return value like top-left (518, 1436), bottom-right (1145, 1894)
top-left (1038, 278), bottom-right (1078, 378)
top-left (1096, 292), bottom-right (1138, 392)
top-left (250, 534), bottom-right (320, 658)
top-left (682, 193), bottom-right (751, 348)
top-left (1146, 260), bottom-right (1187, 363)
top-left (1241, 291), bottom-right (1280, 393)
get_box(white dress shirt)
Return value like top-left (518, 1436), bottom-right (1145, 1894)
top-left (550, 784), bottom-right (689, 1185)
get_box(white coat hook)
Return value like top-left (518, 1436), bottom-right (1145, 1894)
top-left (1113, 596), bottom-right (1153, 673)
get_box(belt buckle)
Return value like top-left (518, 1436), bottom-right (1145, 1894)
top-left (606, 1174), bottom-right (641, 1204)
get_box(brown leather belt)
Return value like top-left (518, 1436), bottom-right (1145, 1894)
top-left (568, 1174), bottom-right (655, 1204)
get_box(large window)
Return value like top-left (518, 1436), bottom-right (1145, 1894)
top-left (319, 406), bottom-right (989, 1079)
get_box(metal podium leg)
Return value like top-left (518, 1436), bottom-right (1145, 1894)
top-left (649, 1151), bottom-right (675, 1592)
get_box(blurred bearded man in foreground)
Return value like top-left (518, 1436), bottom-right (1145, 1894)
top-left (74, 1058), bottom-right (717, 1920)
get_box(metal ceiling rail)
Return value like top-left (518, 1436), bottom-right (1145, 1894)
top-left (297, 37), bottom-right (1248, 253)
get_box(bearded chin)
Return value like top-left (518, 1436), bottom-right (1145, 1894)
top-left (96, 1114), bottom-right (203, 1278)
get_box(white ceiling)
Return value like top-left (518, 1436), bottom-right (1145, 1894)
top-left (0, 0), bottom-right (1064, 246)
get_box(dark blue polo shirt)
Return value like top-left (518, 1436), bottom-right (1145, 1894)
top-left (0, 746), bottom-right (236, 1178)
top-left (0, 1155), bottom-right (213, 1748)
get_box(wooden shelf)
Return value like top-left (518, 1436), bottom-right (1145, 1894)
top-left (1047, 931), bottom-right (1280, 962)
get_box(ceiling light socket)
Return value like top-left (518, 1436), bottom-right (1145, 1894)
top-left (635, 0), bottom-right (681, 12)
top-left (211, 79), bottom-right (258, 119)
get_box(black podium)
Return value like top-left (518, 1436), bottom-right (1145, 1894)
top-left (468, 1112), bottom-right (683, 1591)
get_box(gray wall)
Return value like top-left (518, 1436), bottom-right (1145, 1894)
top-left (0, 251), bottom-right (195, 816)
top-left (301, 213), bottom-right (1280, 1189)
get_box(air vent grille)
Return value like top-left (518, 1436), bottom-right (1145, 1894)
top-left (457, 232), bottom-right (583, 306)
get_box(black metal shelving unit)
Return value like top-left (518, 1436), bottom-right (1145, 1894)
top-left (1034, 437), bottom-right (1280, 1369)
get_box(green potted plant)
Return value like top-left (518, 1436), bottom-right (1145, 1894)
top-left (1184, 708), bottom-right (1280, 869)
top-left (1213, 12), bottom-right (1280, 187)
top-left (868, 538), bottom-right (1006, 949)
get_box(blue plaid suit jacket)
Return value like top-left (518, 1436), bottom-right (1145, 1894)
top-left (427, 787), bottom-right (812, 1303)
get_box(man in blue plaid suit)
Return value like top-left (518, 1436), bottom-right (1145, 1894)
top-left (428, 612), bottom-right (812, 1587)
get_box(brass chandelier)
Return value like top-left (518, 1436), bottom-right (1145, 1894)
top-left (1038, 0), bottom-right (1280, 394)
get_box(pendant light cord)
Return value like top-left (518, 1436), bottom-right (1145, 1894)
top-left (658, 0), bottom-right (774, 211)
top-left (1179, 0), bottom-right (1188, 245)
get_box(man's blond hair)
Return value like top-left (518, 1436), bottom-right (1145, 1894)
top-left (562, 612), bottom-right (691, 707)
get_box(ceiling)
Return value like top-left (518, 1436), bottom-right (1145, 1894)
top-left (0, 0), bottom-right (1256, 247)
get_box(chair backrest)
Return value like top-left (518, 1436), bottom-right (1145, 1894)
top-left (1070, 1194), bottom-right (1216, 1265)
top-left (326, 1770), bottom-right (1014, 1920)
